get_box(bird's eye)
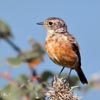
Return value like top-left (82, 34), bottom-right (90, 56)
top-left (48, 22), bottom-right (53, 25)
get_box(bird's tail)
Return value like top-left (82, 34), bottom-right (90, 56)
top-left (75, 67), bottom-right (88, 84)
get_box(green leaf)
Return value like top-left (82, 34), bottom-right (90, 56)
top-left (6, 50), bottom-right (44, 66)
top-left (0, 19), bottom-right (12, 39)
top-left (7, 56), bottom-right (22, 66)
top-left (40, 70), bottom-right (54, 82)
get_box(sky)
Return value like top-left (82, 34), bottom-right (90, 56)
top-left (0, 0), bottom-right (100, 99)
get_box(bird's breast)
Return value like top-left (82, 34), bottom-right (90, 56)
top-left (45, 33), bottom-right (78, 68)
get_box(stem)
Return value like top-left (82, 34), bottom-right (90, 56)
top-left (4, 38), bottom-right (21, 53)
top-left (0, 72), bottom-right (19, 89)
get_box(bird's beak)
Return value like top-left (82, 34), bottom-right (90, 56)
top-left (37, 22), bottom-right (44, 25)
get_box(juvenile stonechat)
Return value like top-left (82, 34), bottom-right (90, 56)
top-left (37, 17), bottom-right (88, 84)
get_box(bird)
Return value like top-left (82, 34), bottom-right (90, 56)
top-left (37, 17), bottom-right (88, 84)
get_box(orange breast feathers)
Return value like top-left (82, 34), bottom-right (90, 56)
top-left (45, 34), bottom-right (78, 68)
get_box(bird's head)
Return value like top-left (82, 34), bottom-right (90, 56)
top-left (37, 17), bottom-right (68, 33)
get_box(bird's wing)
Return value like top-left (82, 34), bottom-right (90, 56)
top-left (67, 33), bottom-right (81, 67)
